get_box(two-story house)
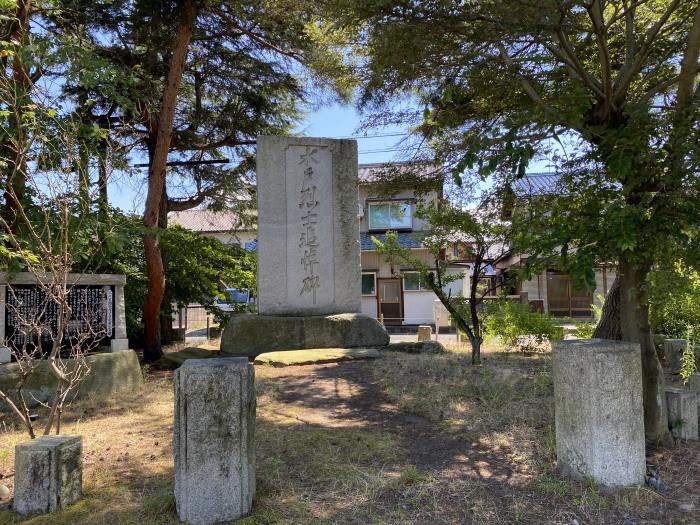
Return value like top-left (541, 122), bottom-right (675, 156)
top-left (172, 167), bottom-right (612, 324)
top-left (494, 172), bottom-right (616, 318)
top-left (357, 162), bottom-right (471, 325)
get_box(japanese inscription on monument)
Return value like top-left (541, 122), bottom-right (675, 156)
top-left (256, 136), bottom-right (361, 316)
top-left (292, 145), bottom-right (332, 305)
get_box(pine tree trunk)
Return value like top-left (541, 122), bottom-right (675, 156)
top-left (592, 276), bottom-right (621, 340)
top-left (159, 178), bottom-right (174, 345)
top-left (1, 0), bottom-right (32, 235)
top-left (142, 0), bottom-right (197, 363)
top-left (618, 258), bottom-right (671, 445)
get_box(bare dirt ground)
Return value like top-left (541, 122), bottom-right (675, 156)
top-left (256, 357), bottom-right (699, 524)
top-left (0, 345), bottom-right (698, 524)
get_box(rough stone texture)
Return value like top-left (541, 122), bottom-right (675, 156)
top-left (254, 347), bottom-right (379, 366)
top-left (689, 374), bottom-right (700, 394)
top-left (256, 136), bottom-right (360, 316)
top-left (652, 334), bottom-right (668, 359)
top-left (553, 339), bottom-right (646, 487)
top-left (0, 346), bottom-right (10, 364)
top-left (0, 350), bottom-right (143, 409)
top-left (155, 347), bottom-right (219, 370)
top-left (113, 284), bottom-right (127, 340)
top-left (689, 374), bottom-right (700, 426)
top-left (417, 325), bottom-right (432, 342)
top-left (220, 313), bottom-right (389, 357)
top-left (109, 338), bottom-right (129, 352)
top-left (664, 339), bottom-right (686, 370)
top-left (665, 387), bottom-right (698, 440)
top-left (174, 358), bottom-right (255, 525)
top-left (14, 435), bottom-right (82, 515)
top-left (385, 341), bottom-right (446, 354)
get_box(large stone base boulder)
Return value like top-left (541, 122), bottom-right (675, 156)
top-left (220, 313), bottom-right (389, 357)
top-left (0, 350), bottom-right (143, 409)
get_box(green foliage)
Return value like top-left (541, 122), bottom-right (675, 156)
top-left (680, 329), bottom-right (698, 384)
top-left (484, 300), bottom-right (559, 352)
top-left (649, 263), bottom-right (700, 339)
top-left (79, 211), bottom-right (255, 345)
top-left (573, 321), bottom-right (595, 339)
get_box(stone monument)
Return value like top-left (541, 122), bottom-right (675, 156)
top-left (14, 435), bottom-right (82, 514)
top-left (553, 339), bottom-right (646, 487)
top-left (221, 136), bottom-right (388, 356)
top-left (174, 358), bottom-right (255, 524)
top-left (0, 272), bottom-right (129, 355)
top-left (665, 386), bottom-right (698, 440)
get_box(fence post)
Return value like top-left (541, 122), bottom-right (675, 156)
top-left (206, 314), bottom-right (210, 340)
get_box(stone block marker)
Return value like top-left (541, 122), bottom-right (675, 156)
top-left (174, 358), bottom-right (255, 525)
top-left (256, 136), bottom-right (360, 316)
top-left (14, 435), bottom-right (82, 515)
top-left (663, 339), bottom-right (686, 370)
top-left (553, 339), bottom-right (646, 487)
top-left (665, 387), bottom-right (698, 440)
top-left (417, 325), bottom-right (432, 342)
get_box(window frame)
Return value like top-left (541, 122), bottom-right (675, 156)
top-left (402, 270), bottom-right (434, 292)
top-left (367, 201), bottom-right (413, 231)
top-left (361, 272), bottom-right (377, 296)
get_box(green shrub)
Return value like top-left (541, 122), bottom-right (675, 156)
top-left (484, 300), bottom-right (559, 352)
top-left (649, 264), bottom-right (700, 339)
top-left (573, 321), bottom-right (595, 339)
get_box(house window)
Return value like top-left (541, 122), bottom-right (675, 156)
top-left (403, 271), bottom-right (433, 291)
top-left (368, 202), bottom-right (412, 230)
top-left (361, 273), bottom-right (376, 295)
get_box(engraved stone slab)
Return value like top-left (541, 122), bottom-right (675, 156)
top-left (553, 339), bottom-right (646, 487)
top-left (174, 358), bottom-right (255, 525)
top-left (256, 136), bottom-right (360, 316)
top-left (14, 435), bottom-right (82, 515)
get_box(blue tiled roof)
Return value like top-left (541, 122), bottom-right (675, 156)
top-left (361, 232), bottom-right (427, 251)
top-left (511, 172), bottom-right (561, 196)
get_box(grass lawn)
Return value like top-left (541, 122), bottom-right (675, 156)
top-left (0, 342), bottom-right (697, 524)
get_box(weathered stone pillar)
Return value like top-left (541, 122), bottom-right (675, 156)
top-left (0, 284), bottom-right (5, 345)
top-left (417, 325), bottom-right (432, 342)
top-left (663, 339), bottom-right (686, 370)
top-left (553, 339), bottom-right (645, 487)
top-left (174, 358), bottom-right (255, 525)
top-left (110, 283), bottom-right (129, 352)
top-left (14, 436), bottom-right (82, 515)
top-left (665, 387), bottom-right (698, 440)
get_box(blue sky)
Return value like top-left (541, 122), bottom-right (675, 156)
top-left (107, 102), bottom-right (411, 213)
top-left (107, 101), bottom-right (556, 213)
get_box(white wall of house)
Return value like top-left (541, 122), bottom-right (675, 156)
top-left (403, 290), bottom-right (435, 324)
top-left (361, 296), bottom-right (378, 318)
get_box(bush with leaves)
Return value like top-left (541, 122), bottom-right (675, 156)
top-left (649, 263), bottom-right (700, 339)
top-left (80, 214), bottom-right (255, 345)
top-left (484, 300), bottom-right (560, 352)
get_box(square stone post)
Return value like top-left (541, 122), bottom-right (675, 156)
top-left (174, 358), bottom-right (255, 525)
top-left (14, 436), bottom-right (82, 515)
top-left (553, 339), bottom-right (646, 487)
top-left (0, 284), bottom-right (8, 363)
top-left (665, 387), bottom-right (698, 440)
top-left (110, 283), bottom-right (129, 352)
top-left (664, 339), bottom-right (686, 370)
